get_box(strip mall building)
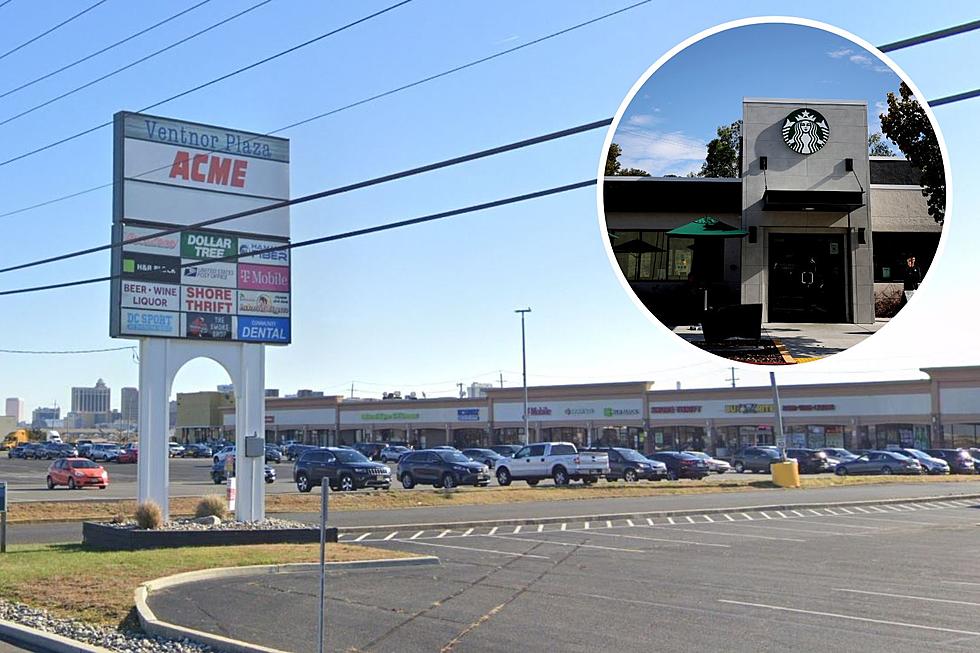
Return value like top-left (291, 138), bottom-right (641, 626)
top-left (215, 366), bottom-right (980, 457)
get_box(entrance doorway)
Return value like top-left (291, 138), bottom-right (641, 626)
top-left (768, 233), bottom-right (847, 322)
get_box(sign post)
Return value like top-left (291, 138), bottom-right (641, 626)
top-left (770, 372), bottom-right (786, 460)
top-left (0, 480), bottom-right (7, 553)
top-left (317, 483), bottom-right (329, 653)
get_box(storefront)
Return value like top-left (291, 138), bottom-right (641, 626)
top-left (605, 98), bottom-right (942, 325)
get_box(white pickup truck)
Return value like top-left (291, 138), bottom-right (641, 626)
top-left (494, 442), bottom-right (609, 486)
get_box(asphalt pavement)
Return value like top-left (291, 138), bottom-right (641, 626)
top-left (0, 637), bottom-right (32, 653)
top-left (147, 497), bottom-right (980, 652)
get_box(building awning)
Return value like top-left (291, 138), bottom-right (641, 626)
top-left (667, 216), bottom-right (747, 237)
top-left (763, 189), bottom-right (865, 212)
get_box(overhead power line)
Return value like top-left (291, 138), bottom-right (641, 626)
top-left (0, 179), bottom-right (595, 297)
top-left (0, 0), bottom-right (109, 62)
top-left (878, 18), bottom-right (980, 52)
top-left (0, 0), bottom-right (415, 168)
top-left (0, 118), bottom-right (611, 274)
top-left (0, 346), bottom-right (135, 355)
top-left (0, 0), bottom-right (215, 102)
top-left (928, 87), bottom-right (980, 107)
top-left (0, 0), bottom-right (16, 11)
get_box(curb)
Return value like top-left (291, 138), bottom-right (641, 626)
top-left (135, 556), bottom-right (439, 653)
top-left (0, 619), bottom-right (114, 653)
top-left (335, 492), bottom-right (980, 534)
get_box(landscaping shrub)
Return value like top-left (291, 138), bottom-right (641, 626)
top-left (195, 494), bottom-right (227, 520)
top-left (134, 501), bottom-right (163, 530)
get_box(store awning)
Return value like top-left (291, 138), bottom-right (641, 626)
top-left (763, 189), bottom-right (865, 212)
top-left (667, 216), bottom-right (748, 237)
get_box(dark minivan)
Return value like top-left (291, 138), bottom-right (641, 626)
top-left (584, 447), bottom-right (666, 482)
top-left (293, 447), bottom-right (391, 492)
top-left (397, 449), bottom-right (491, 489)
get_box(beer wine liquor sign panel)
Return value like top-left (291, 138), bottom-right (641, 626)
top-left (110, 112), bottom-right (291, 344)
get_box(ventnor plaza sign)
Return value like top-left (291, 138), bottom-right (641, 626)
top-left (110, 112), bottom-right (291, 344)
top-left (781, 108), bottom-right (830, 155)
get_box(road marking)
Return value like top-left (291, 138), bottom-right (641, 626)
top-left (951, 500), bottom-right (974, 507)
top-left (730, 522), bottom-right (850, 537)
top-left (943, 580), bottom-right (980, 587)
top-left (885, 505), bottom-right (903, 512)
top-left (684, 516), bottom-right (695, 524)
top-left (899, 504), bottom-right (918, 511)
top-left (759, 511), bottom-right (772, 520)
top-left (383, 532), bottom-right (397, 541)
top-left (790, 518), bottom-right (880, 530)
top-left (411, 530), bottom-right (424, 540)
top-left (485, 533), bottom-right (643, 553)
top-left (606, 520), bottom-right (613, 528)
top-left (718, 600), bottom-right (980, 637)
top-left (808, 509), bottom-right (823, 516)
top-left (667, 517), bottom-right (675, 525)
top-left (513, 526), bottom-right (522, 534)
top-left (703, 515), bottom-right (714, 523)
top-left (560, 522), bottom-right (567, 531)
top-left (776, 511), bottom-right (788, 519)
top-left (837, 507), bottom-right (853, 514)
top-left (337, 533), bottom-right (348, 539)
top-left (394, 538), bottom-right (550, 559)
top-left (626, 519), bottom-right (635, 527)
top-left (740, 513), bottom-right (753, 521)
top-left (835, 588), bottom-right (980, 607)
top-left (437, 529), bottom-right (451, 539)
top-left (463, 528), bottom-right (474, 536)
top-left (824, 508), bottom-right (839, 515)
top-left (852, 506), bottom-right (869, 513)
top-left (584, 521), bottom-right (591, 530)
top-left (536, 524), bottom-right (544, 533)
top-left (791, 510), bottom-right (804, 517)
top-left (837, 514), bottom-right (942, 526)
top-left (646, 518), bottom-right (655, 526)
top-left (566, 529), bottom-right (730, 548)
top-left (724, 514), bottom-right (735, 521)
top-left (488, 527), bottom-right (498, 536)
top-left (645, 525), bottom-right (805, 543)
top-left (354, 533), bottom-right (371, 542)
top-left (869, 506), bottom-right (888, 513)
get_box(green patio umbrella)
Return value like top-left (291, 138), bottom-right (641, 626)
top-left (667, 216), bottom-right (748, 237)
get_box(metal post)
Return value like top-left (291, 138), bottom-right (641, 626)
top-left (317, 483), bottom-right (328, 653)
top-left (769, 372), bottom-right (786, 461)
top-left (515, 308), bottom-right (531, 446)
top-left (1, 512), bottom-right (6, 554)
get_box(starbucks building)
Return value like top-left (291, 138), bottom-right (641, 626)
top-left (604, 98), bottom-right (942, 325)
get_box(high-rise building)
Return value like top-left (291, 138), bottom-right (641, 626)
top-left (71, 379), bottom-right (111, 423)
top-left (32, 406), bottom-right (61, 428)
top-left (121, 387), bottom-right (139, 424)
top-left (4, 397), bottom-right (24, 422)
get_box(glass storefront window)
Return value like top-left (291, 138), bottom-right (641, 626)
top-left (609, 230), bottom-right (696, 282)
top-left (950, 423), bottom-right (979, 449)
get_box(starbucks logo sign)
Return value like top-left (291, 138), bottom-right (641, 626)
top-left (781, 108), bottom-right (830, 155)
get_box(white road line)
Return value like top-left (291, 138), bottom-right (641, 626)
top-left (667, 517), bottom-right (675, 525)
top-left (355, 533), bottom-right (371, 542)
top-left (728, 522), bottom-right (850, 537)
top-left (536, 524), bottom-right (544, 533)
top-left (606, 520), bottom-right (613, 528)
top-left (560, 522), bottom-right (567, 531)
top-left (807, 509), bottom-right (823, 516)
top-left (646, 518), bottom-right (655, 526)
top-left (488, 526), bottom-right (498, 536)
top-left (834, 588), bottom-right (980, 607)
top-left (565, 528), bottom-right (730, 548)
top-left (703, 515), bottom-right (715, 523)
top-left (684, 516), bottom-right (695, 524)
top-left (513, 525), bottom-right (522, 534)
top-left (410, 530), bottom-right (424, 540)
top-left (584, 521), bottom-right (591, 530)
top-left (885, 505), bottom-right (903, 512)
top-left (626, 519), bottom-right (635, 527)
top-left (393, 539), bottom-right (550, 559)
top-left (337, 533), bottom-right (348, 539)
top-left (437, 529), bottom-right (451, 539)
top-left (936, 502), bottom-right (958, 508)
top-left (383, 532), bottom-right (398, 541)
top-left (724, 514), bottom-right (735, 521)
top-left (740, 513), bottom-right (754, 521)
top-left (791, 510), bottom-right (804, 517)
top-left (951, 500), bottom-right (975, 507)
top-left (463, 528), bottom-right (474, 537)
top-left (789, 518), bottom-right (881, 530)
top-left (943, 580), bottom-right (980, 587)
top-left (718, 600), bottom-right (980, 637)
top-left (836, 514), bottom-right (942, 526)
top-left (852, 506), bottom-right (870, 513)
top-left (899, 504), bottom-right (918, 511)
top-left (838, 507), bottom-right (854, 514)
top-left (485, 533), bottom-right (643, 553)
top-left (824, 508), bottom-right (839, 515)
top-left (759, 512), bottom-right (772, 520)
top-left (776, 511), bottom-right (788, 519)
top-left (869, 506), bottom-right (889, 513)
top-left (644, 525), bottom-right (806, 543)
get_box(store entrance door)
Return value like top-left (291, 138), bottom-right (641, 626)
top-left (768, 233), bottom-right (847, 322)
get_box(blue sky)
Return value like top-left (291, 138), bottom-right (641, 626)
top-left (616, 23), bottom-right (905, 175)
top-left (0, 1), bottom-right (978, 414)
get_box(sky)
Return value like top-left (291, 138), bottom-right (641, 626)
top-left (0, 1), bottom-right (978, 415)
top-left (615, 23), bottom-right (906, 176)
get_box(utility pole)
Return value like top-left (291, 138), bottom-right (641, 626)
top-left (515, 308), bottom-right (531, 446)
top-left (770, 372), bottom-right (786, 460)
top-left (349, 383), bottom-right (354, 400)
top-left (728, 367), bottom-right (739, 388)
top-left (457, 383), bottom-right (464, 399)
top-left (498, 371), bottom-right (505, 388)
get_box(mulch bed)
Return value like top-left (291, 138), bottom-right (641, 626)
top-left (691, 339), bottom-right (794, 364)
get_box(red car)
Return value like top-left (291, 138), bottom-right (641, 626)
top-left (46, 457), bottom-right (108, 490)
top-left (117, 445), bottom-right (138, 464)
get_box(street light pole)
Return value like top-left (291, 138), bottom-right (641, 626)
top-left (515, 308), bottom-right (531, 446)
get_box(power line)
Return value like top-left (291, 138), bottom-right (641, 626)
top-left (0, 0), bottom-right (109, 62)
top-left (0, 0), bottom-right (16, 11)
top-left (0, 0), bottom-right (272, 127)
top-left (0, 179), bottom-right (595, 297)
top-left (0, 346), bottom-right (135, 355)
top-left (928, 87), bottom-right (980, 107)
top-left (0, 118), bottom-right (611, 274)
top-left (0, 0), bottom-right (414, 168)
top-left (878, 18), bottom-right (980, 52)
top-left (0, 0), bottom-right (215, 102)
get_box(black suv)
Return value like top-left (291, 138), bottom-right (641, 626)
top-left (731, 446), bottom-right (781, 473)
top-left (785, 448), bottom-right (832, 474)
top-left (584, 447), bottom-right (666, 482)
top-left (397, 449), bottom-right (491, 489)
top-left (353, 442), bottom-right (385, 461)
top-left (294, 447), bottom-right (391, 492)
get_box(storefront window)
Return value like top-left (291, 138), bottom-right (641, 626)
top-left (649, 426), bottom-right (706, 453)
top-left (950, 423), bottom-right (980, 449)
top-left (872, 233), bottom-right (939, 283)
top-left (609, 230), bottom-right (697, 282)
top-left (869, 423), bottom-right (930, 449)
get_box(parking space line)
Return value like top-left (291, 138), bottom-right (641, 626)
top-left (703, 515), bottom-right (714, 523)
top-left (606, 520), bottom-right (613, 528)
top-left (513, 526), bottom-right (522, 534)
top-left (393, 538), bottom-right (550, 559)
top-left (869, 506), bottom-right (889, 513)
top-left (626, 519), bottom-right (635, 527)
top-left (561, 522), bottom-right (567, 531)
top-left (463, 528), bottom-right (474, 537)
top-left (759, 511), bottom-right (772, 520)
top-left (484, 533), bottom-right (643, 553)
top-left (837, 514), bottom-right (942, 526)
top-left (740, 513), bottom-right (753, 520)
top-left (337, 533), bottom-right (348, 539)
top-left (791, 510), bottom-right (804, 517)
top-left (667, 517), bottom-right (675, 524)
top-left (835, 588), bottom-right (980, 607)
top-left (824, 508), bottom-right (839, 515)
top-left (899, 504), bottom-right (918, 511)
top-left (488, 527), bottom-right (498, 536)
top-left (383, 531), bottom-right (398, 541)
top-left (852, 506), bottom-right (870, 513)
top-left (951, 500), bottom-right (975, 507)
top-left (885, 505), bottom-right (903, 512)
top-left (943, 580), bottom-right (980, 587)
top-left (718, 600), bottom-right (980, 637)
top-left (807, 509), bottom-right (823, 516)
top-left (537, 524), bottom-right (544, 533)
top-left (354, 532), bottom-right (371, 542)
top-left (410, 530), bottom-right (425, 540)
top-left (646, 518), bottom-right (655, 526)
top-left (724, 514), bottom-right (735, 521)
top-left (584, 521), bottom-right (591, 530)
top-left (838, 507), bottom-right (854, 514)
top-left (567, 529), bottom-right (731, 548)
top-left (684, 516), bottom-right (695, 524)
top-left (437, 530), bottom-right (451, 539)
top-left (644, 524), bottom-right (806, 543)
top-left (790, 518), bottom-right (881, 530)
top-left (725, 522), bottom-right (850, 537)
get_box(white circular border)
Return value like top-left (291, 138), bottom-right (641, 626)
top-left (594, 15), bottom-right (954, 361)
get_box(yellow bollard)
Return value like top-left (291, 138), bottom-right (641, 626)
top-left (770, 459), bottom-right (800, 488)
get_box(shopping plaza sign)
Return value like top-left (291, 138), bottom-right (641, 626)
top-left (110, 112), bottom-right (291, 344)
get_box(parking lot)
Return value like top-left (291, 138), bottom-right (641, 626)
top-left (150, 498), bottom-right (980, 652)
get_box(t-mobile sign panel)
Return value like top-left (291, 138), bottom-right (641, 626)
top-left (110, 111), bottom-right (291, 344)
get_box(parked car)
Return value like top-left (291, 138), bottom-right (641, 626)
top-left (286, 443), bottom-right (316, 461)
top-left (584, 447), bottom-right (666, 481)
top-left (785, 448), bottom-right (833, 474)
top-left (20, 442), bottom-right (44, 459)
top-left (461, 448), bottom-right (505, 469)
top-left (42, 442), bottom-right (78, 460)
top-left (731, 446), bottom-right (781, 473)
top-left (432, 445), bottom-right (459, 451)
top-left (213, 445), bottom-right (235, 464)
top-left (89, 443), bottom-right (123, 462)
top-left (265, 445), bottom-right (283, 463)
top-left (835, 450), bottom-right (922, 476)
top-left (820, 447), bottom-right (859, 463)
top-left (117, 444), bottom-right (138, 464)
top-left (489, 444), bottom-right (522, 458)
top-left (648, 451), bottom-right (709, 480)
top-left (8, 444), bottom-right (30, 459)
top-left (971, 449), bottom-right (980, 472)
top-left (294, 447), bottom-right (391, 492)
top-left (494, 442), bottom-right (608, 486)
top-left (183, 443), bottom-right (212, 458)
top-left (380, 445), bottom-right (410, 463)
top-left (211, 458), bottom-right (276, 484)
top-left (924, 449), bottom-right (977, 474)
top-left (46, 457), bottom-right (108, 490)
top-left (168, 441), bottom-right (185, 457)
top-left (683, 450), bottom-right (731, 474)
top-left (889, 448), bottom-right (949, 475)
top-left (397, 449), bottom-right (491, 489)
top-left (353, 442), bottom-right (385, 461)
top-left (76, 443), bottom-right (93, 459)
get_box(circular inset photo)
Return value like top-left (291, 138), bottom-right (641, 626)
top-left (599, 18), bottom-right (948, 365)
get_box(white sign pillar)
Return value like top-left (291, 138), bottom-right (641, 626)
top-left (234, 343), bottom-right (266, 522)
top-left (137, 338), bottom-right (171, 518)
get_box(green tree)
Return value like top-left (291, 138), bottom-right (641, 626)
top-left (867, 132), bottom-right (895, 156)
top-left (605, 142), bottom-right (650, 176)
top-left (697, 120), bottom-right (741, 178)
top-left (879, 82), bottom-right (945, 223)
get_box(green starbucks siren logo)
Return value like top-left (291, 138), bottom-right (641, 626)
top-left (781, 108), bottom-right (830, 155)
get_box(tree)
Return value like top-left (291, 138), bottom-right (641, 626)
top-left (879, 82), bottom-right (945, 223)
top-left (697, 120), bottom-right (741, 178)
top-left (605, 142), bottom-right (650, 176)
top-left (867, 132), bottom-right (895, 156)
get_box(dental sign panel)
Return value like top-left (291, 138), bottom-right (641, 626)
top-left (110, 112), bottom-right (291, 344)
